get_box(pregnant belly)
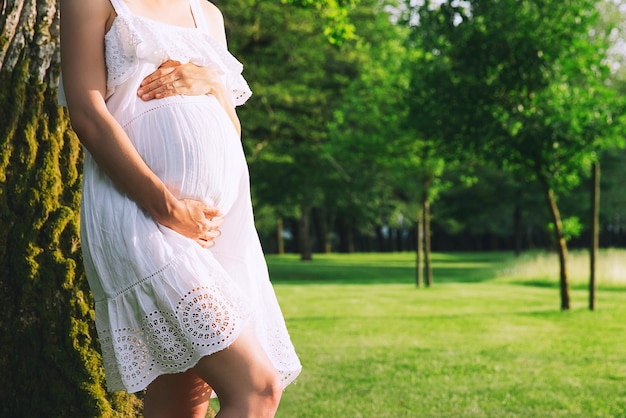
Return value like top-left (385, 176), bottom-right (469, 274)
top-left (123, 96), bottom-right (245, 210)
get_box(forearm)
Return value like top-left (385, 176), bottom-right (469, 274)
top-left (213, 86), bottom-right (241, 136)
top-left (69, 104), bottom-right (182, 222)
top-left (222, 103), bottom-right (241, 136)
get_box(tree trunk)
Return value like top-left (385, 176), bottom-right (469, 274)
top-left (276, 217), bottom-right (285, 255)
top-left (389, 228), bottom-right (397, 252)
top-left (0, 1), bottom-right (139, 415)
top-left (423, 179), bottom-right (433, 287)
top-left (513, 204), bottom-right (522, 256)
top-left (416, 210), bottom-right (423, 287)
top-left (337, 215), bottom-right (355, 253)
top-left (542, 181), bottom-right (571, 310)
top-left (298, 205), bottom-right (313, 261)
top-left (320, 211), bottom-right (334, 254)
top-left (589, 162), bottom-right (600, 311)
top-left (347, 228), bottom-right (355, 253)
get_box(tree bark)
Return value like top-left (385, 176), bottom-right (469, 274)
top-left (589, 162), bottom-right (600, 311)
top-left (542, 181), bottom-right (571, 310)
top-left (0, 0), bottom-right (139, 415)
top-left (423, 179), bottom-right (433, 287)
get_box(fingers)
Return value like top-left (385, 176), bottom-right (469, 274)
top-left (197, 226), bottom-right (222, 249)
top-left (203, 205), bottom-right (222, 217)
top-left (138, 61), bottom-right (220, 101)
top-left (180, 199), bottom-right (224, 248)
top-left (138, 62), bottom-right (183, 100)
top-left (141, 64), bottom-right (176, 86)
top-left (140, 60), bottom-right (180, 86)
top-left (138, 76), bottom-right (181, 100)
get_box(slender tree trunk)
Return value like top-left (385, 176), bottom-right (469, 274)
top-left (389, 228), bottom-right (397, 252)
top-left (276, 217), bottom-right (285, 255)
top-left (542, 181), bottom-right (571, 310)
top-left (323, 212), bottom-right (334, 254)
top-left (423, 179), bottom-right (433, 287)
top-left (589, 162), bottom-right (600, 311)
top-left (416, 210), bottom-right (423, 287)
top-left (337, 215), bottom-right (355, 253)
top-left (337, 215), bottom-right (348, 252)
top-left (0, 1), bottom-right (139, 415)
top-left (375, 226), bottom-right (384, 251)
top-left (298, 205), bottom-right (312, 261)
top-left (513, 204), bottom-right (522, 256)
top-left (347, 228), bottom-right (355, 253)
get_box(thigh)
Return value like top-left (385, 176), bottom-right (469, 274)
top-left (143, 369), bottom-right (212, 418)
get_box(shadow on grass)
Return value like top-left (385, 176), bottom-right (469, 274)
top-left (514, 279), bottom-right (626, 292)
top-left (267, 252), bottom-right (512, 285)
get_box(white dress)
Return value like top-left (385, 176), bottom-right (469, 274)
top-left (77, 0), bottom-right (301, 393)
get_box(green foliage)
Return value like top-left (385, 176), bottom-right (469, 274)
top-left (436, 162), bottom-right (546, 238)
top-left (325, 0), bottom-right (412, 232)
top-left (407, 0), bottom-right (625, 190)
top-left (220, 0), bottom-right (339, 213)
top-left (402, 0), bottom-right (626, 305)
top-left (280, 0), bottom-right (360, 43)
top-left (547, 215), bottom-right (584, 241)
top-left (0, 55), bottom-right (139, 417)
top-left (218, 0), bottom-right (407, 254)
top-left (599, 147), bottom-right (626, 231)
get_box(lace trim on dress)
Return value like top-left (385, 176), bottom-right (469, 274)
top-left (104, 15), bottom-right (252, 106)
top-left (96, 249), bottom-right (255, 392)
top-left (99, 284), bottom-right (244, 392)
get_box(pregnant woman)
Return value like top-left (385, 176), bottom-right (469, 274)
top-left (59, 0), bottom-right (301, 416)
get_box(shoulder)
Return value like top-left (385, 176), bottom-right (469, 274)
top-left (199, 1), bottom-right (227, 47)
top-left (199, 1), bottom-right (224, 20)
top-left (61, 0), bottom-right (115, 24)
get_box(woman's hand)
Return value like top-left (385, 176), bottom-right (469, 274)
top-left (137, 60), bottom-right (224, 101)
top-left (138, 60), bottom-right (241, 135)
top-left (158, 198), bottom-right (224, 249)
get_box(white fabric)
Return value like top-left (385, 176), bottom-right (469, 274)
top-left (80, 0), bottom-right (301, 393)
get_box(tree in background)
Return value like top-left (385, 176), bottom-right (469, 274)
top-left (325, 0), bottom-right (411, 255)
top-left (405, 0), bottom-right (625, 309)
top-left (283, 0), bottom-right (362, 43)
top-left (394, 3), bottom-right (466, 286)
top-left (219, 0), bottom-right (407, 260)
top-left (219, 0), bottom-right (351, 260)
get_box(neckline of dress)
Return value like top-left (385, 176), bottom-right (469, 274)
top-left (134, 14), bottom-right (199, 31)
top-left (116, 0), bottom-right (200, 31)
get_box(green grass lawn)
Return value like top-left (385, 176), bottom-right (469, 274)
top-left (257, 251), bottom-right (626, 418)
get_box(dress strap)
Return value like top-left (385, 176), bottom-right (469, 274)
top-left (109, 0), bottom-right (132, 17)
top-left (189, 0), bottom-right (209, 32)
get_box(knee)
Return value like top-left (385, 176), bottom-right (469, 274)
top-left (257, 371), bottom-right (283, 412)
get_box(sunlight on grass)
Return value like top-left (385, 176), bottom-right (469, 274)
top-left (499, 249), bottom-right (626, 287)
top-left (273, 281), bottom-right (626, 417)
top-left (209, 251), bottom-right (626, 417)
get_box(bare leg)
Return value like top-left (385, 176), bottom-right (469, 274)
top-left (143, 369), bottom-right (212, 418)
top-left (193, 326), bottom-right (283, 418)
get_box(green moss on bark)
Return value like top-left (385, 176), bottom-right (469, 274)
top-left (0, 49), bottom-right (140, 418)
